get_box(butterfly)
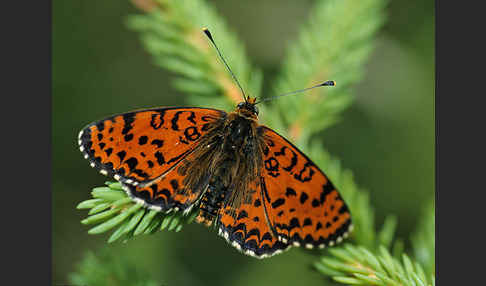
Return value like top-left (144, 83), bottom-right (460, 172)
top-left (78, 28), bottom-right (352, 258)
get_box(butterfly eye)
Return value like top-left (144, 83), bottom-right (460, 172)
top-left (237, 102), bottom-right (245, 109)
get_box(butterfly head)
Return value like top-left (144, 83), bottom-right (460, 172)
top-left (236, 97), bottom-right (259, 118)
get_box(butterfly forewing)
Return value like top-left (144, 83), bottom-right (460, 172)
top-left (79, 107), bottom-right (226, 211)
top-left (260, 127), bottom-right (352, 249)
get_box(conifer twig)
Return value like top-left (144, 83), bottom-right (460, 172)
top-left (70, 249), bottom-right (161, 286)
top-left (265, 0), bottom-right (387, 145)
top-left (411, 200), bottom-right (435, 277)
top-left (127, 0), bottom-right (263, 110)
top-left (315, 244), bottom-right (435, 286)
top-left (77, 182), bottom-right (199, 243)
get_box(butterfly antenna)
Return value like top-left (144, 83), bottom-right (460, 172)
top-left (255, 80), bottom-right (336, 104)
top-left (203, 27), bottom-right (247, 102)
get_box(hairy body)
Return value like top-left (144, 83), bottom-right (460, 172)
top-left (177, 106), bottom-right (266, 224)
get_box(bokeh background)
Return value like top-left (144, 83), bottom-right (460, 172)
top-left (52, 0), bottom-right (434, 285)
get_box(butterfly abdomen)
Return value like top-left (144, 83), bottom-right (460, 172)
top-left (196, 176), bottom-right (230, 226)
top-left (192, 112), bottom-right (266, 227)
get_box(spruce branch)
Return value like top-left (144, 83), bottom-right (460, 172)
top-left (127, 0), bottom-right (262, 110)
top-left (265, 0), bottom-right (387, 144)
top-left (411, 199), bottom-right (435, 277)
top-left (77, 182), bottom-right (199, 243)
top-left (70, 249), bottom-right (161, 286)
top-left (315, 244), bottom-right (435, 286)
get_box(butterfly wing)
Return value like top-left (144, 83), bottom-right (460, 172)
top-left (259, 126), bottom-right (352, 249)
top-left (217, 180), bottom-right (290, 258)
top-left (79, 107), bottom-right (226, 211)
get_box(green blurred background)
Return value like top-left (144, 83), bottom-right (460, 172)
top-left (52, 0), bottom-right (434, 285)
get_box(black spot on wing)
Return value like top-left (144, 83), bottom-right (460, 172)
top-left (285, 187), bottom-right (297, 197)
top-left (294, 162), bottom-right (315, 183)
top-left (150, 184), bottom-right (158, 194)
top-left (261, 232), bottom-right (273, 242)
top-left (105, 148), bottom-right (113, 157)
top-left (339, 204), bottom-right (349, 214)
top-left (254, 198), bottom-right (261, 207)
top-left (303, 218), bottom-right (312, 227)
top-left (303, 234), bottom-right (314, 245)
top-left (171, 111), bottom-right (183, 131)
top-left (125, 157), bottom-right (138, 171)
top-left (170, 179), bottom-right (179, 191)
top-left (274, 146), bottom-right (287, 156)
top-left (300, 192), bottom-right (308, 204)
top-left (184, 126), bottom-right (201, 141)
top-left (155, 151), bottom-right (165, 166)
top-left (122, 113), bottom-right (135, 135)
top-left (271, 198), bottom-right (285, 209)
top-left (138, 136), bottom-right (148, 145)
top-left (246, 228), bottom-right (261, 241)
top-left (117, 150), bottom-right (126, 162)
top-left (283, 150), bottom-right (298, 172)
top-left (157, 188), bottom-right (171, 198)
top-left (187, 111), bottom-right (196, 124)
top-left (133, 168), bottom-right (150, 179)
top-left (96, 121), bottom-right (105, 132)
top-left (151, 139), bottom-right (164, 148)
top-left (237, 210), bottom-right (249, 220)
top-left (289, 218), bottom-right (300, 230)
top-left (150, 110), bottom-right (165, 130)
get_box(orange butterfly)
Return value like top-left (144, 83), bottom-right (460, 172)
top-left (79, 28), bottom-right (352, 258)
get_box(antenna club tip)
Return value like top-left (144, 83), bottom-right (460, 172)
top-left (321, 80), bottom-right (336, 87)
top-left (202, 27), bottom-right (213, 40)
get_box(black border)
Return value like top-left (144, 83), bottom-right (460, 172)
top-left (437, 0), bottom-right (484, 283)
top-left (4, 1), bottom-right (51, 285)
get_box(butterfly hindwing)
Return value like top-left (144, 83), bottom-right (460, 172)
top-left (260, 127), bottom-right (352, 249)
top-left (79, 107), bottom-right (226, 211)
top-left (121, 162), bottom-right (212, 212)
top-left (216, 180), bottom-right (289, 258)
